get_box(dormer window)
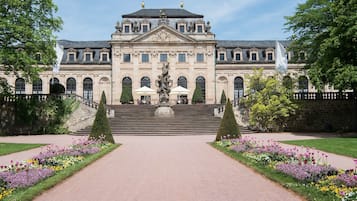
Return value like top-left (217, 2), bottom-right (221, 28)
top-left (83, 48), bottom-right (93, 62)
top-left (252, 53), bottom-right (257, 61)
top-left (249, 48), bottom-right (259, 61)
top-left (233, 48), bottom-right (242, 61)
top-left (179, 25), bottom-right (185, 33)
top-left (100, 48), bottom-right (110, 62)
top-left (197, 25), bottom-right (203, 33)
top-left (124, 25), bottom-right (130, 33)
top-left (265, 48), bottom-right (274, 61)
top-left (219, 53), bottom-right (225, 61)
top-left (267, 53), bottom-right (273, 61)
top-left (85, 53), bottom-right (91, 62)
top-left (235, 53), bottom-right (241, 61)
top-left (142, 24), bottom-right (148, 33)
top-left (69, 53), bottom-right (75, 62)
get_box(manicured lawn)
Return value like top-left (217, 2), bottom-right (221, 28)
top-left (0, 143), bottom-right (46, 156)
top-left (281, 138), bottom-right (357, 158)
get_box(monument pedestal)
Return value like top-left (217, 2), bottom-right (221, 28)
top-left (155, 105), bottom-right (175, 118)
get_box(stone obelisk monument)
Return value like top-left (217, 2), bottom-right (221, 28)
top-left (155, 63), bottom-right (174, 117)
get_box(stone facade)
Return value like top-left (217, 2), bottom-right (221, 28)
top-left (0, 8), bottom-right (320, 105)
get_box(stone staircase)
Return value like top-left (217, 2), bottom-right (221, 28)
top-left (74, 104), bottom-right (252, 136)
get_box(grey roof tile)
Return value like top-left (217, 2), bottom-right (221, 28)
top-left (122, 9), bottom-right (203, 18)
top-left (58, 40), bottom-right (110, 49)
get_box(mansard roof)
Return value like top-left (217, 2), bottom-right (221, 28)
top-left (58, 40), bottom-right (110, 49)
top-left (217, 40), bottom-right (290, 48)
top-left (122, 9), bottom-right (203, 18)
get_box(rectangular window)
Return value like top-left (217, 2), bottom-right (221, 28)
top-left (179, 25), bottom-right (185, 33)
top-left (123, 54), bottom-right (131, 62)
top-left (178, 53), bottom-right (186, 63)
top-left (142, 25), bottom-right (148, 33)
top-left (85, 53), bottom-right (91, 62)
top-left (142, 54), bottom-right (149, 63)
top-left (160, 53), bottom-right (167, 62)
top-left (252, 53), bottom-right (257, 61)
top-left (235, 53), bottom-right (241, 61)
top-left (102, 54), bottom-right (108, 62)
top-left (197, 25), bottom-right (203, 33)
top-left (124, 25), bottom-right (130, 33)
top-left (267, 53), bottom-right (273, 61)
top-left (196, 53), bottom-right (204, 62)
top-left (219, 53), bottom-right (225, 61)
top-left (69, 53), bottom-right (75, 62)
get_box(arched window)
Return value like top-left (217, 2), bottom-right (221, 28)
top-left (140, 76), bottom-right (150, 87)
top-left (283, 76), bottom-right (293, 90)
top-left (196, 76), bottom-right (206, 103)
top-left (32, 79), bottom-right (42, 94)
top-left (83, 77), bottom-right (93, 102)
top-left (15, 78), bottom-right (26, 94)
top-left (298, 76), bottom-right (309, 93)
top-left (177, 76), bottom-right (187, 88)
top-left (66, 77), bottom-right (76, 94)
top-left (49, 77), bottom-right (60, 85)
top-left (234, 77), bottom-right (244, 102)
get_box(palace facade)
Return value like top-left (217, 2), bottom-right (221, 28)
top-left (1, 7), bottom-right (312, 105)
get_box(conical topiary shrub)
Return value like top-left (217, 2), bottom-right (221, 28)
top-left (192, 85), bottom-right (204, 104)
top-left (220, 90), bottom-right (226, 105)
top-left (216, 99), bottom-right (240, 141)
top-left (101, 91), bottom-right (107, 105)
top-left (120, 86), bottom-right (133, 104)
top-left (89, 96), bottom-right (114, 143)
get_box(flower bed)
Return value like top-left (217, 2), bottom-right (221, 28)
top-left (0, 137), bottom-right (114, 201)
top-left (215, 137), bottom-right (357, 201)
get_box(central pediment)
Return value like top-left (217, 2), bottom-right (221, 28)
top-left (131, 25), bottom-right (196, 43)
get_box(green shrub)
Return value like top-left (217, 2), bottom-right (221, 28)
top-left (220, 90), bottom-right (227, 104)
top-left (89, 97), bottom-right (114, 143)
top-left (216, 99), bottom-right (240, 141)
top-left (192, 85), bottom-right (204, 104)
top-left (120, 86), bottom-right (133, 104)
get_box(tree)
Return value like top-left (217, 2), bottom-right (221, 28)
top-left (285, 0), bottom-right (357, 92)
top-left (216, 99), bottom-right (240, 141)
top-left (220, 90), bottom-right (226, 104)
top-left (101, 91), bottom-right (107, 105)
top-left (120, 86), bottom-right (133, 104)
top-left (241, 69), bottom-right (298, 132)
top-left (192, 85), bottom-right (204, 104)
top-left (89, 97), bottom-right (114, 143)
top-left (0, 0), bottom-right (62, 94)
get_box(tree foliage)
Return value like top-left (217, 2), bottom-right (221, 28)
top-left (220, 90), bottom-right (226, 104)
top-left (101, 91), bottom-right (107, 105)
top-left (192, 85), bottom-right (204, 104)
top-left (285, 0), bottom-right (357, 91)
top-left (241, 69), bottom-right (298, 132)
top-left (0, 0), bottom-right (62, 93)
top-left (89, 97), bottom-right (114, 143)
top-left (216, 99), bottom-right (240, 141)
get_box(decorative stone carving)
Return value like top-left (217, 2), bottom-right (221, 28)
top-left (205, 21), bottom-right (211, 33)
top-left (155, 63), bottom-right (173, 105)
top-left (115, 21), bottom-right (122, 33)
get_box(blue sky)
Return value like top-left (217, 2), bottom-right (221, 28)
top-left (53, 0), bottom-right (305, 41)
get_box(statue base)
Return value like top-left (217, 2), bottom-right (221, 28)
top-left (154, 105), bottom-right (175, 118)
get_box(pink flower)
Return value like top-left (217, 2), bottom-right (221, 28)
top-left (353, 159), bottom-right (357, 165)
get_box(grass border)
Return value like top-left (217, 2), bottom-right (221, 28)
top-left (0, 143), bottom-right (47, 156)
top-left (3, 143), bottom-right (119, 201)
top-left (210, 142), bottom-right (339, 201)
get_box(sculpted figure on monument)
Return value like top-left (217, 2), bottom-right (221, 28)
top-left (156, 63), bottom-right (172, 104)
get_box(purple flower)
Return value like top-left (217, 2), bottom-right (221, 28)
top-left (0, 168), bottom-right (54, 188)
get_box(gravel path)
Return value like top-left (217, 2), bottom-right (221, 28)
top-left (32, 135), bottom-right (302, 201)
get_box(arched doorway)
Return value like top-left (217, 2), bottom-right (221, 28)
top-left (32, 79), bottom-right (42, 94)
top-left (195, 76), bottom-right (206, 103)
top-left (121, 77), bottom-right (133, 104)
top-left (234, 77), bottom-right (244, 105)
top-left (177, 76), bottom-right (188, 104)
top-left (66, 77), bottom-right (76, 94)
top-left (15, 78), bottom-right (26, 94)
top-left (83, 77), bottom-right (93, 102)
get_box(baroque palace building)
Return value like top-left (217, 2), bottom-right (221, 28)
top-left (1, 7), bottom-right (312, 105)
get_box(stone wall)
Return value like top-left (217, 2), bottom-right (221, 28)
top-left (64, 103), bottom-right (96, 133)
